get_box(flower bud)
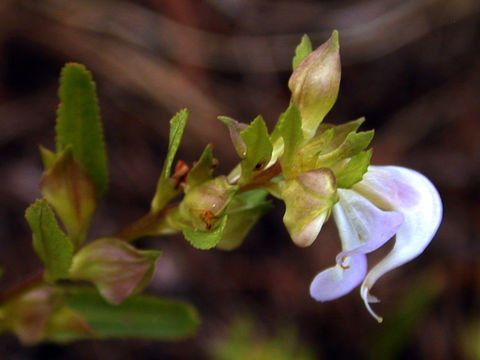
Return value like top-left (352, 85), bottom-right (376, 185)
top-left (40, 148), bottom-right (97, 250)
top-left (0, 285), bottom-right (59, 345)
top-left (281, 169), bottom-right (338, 247)
top-left (178, 176), bottom-right (237, 231)
top-left (288, 31), bottom-right (341, 141)
top-left (69, 238), bottom-right (161, 305)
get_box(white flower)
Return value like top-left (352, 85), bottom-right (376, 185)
top-left (309, 166), bottom-right (442, 322)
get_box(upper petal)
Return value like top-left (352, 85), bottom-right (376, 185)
top-left (333, 188), bottom-right (404, 261)
top-left (354, 166), bottom-right (442, 321)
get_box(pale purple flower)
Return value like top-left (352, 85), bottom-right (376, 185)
top-left (310, 166), bottom-right (442, 322)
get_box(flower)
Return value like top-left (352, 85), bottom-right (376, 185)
top-left (309, 165), bottom-right (442, 322)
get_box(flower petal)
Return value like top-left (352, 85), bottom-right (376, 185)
top-left (354, 166), bottom-right (442, 322)
top-left (310, 254), bottom-right (367, 302)
top-left (333, 188), bottom-right (404, 263)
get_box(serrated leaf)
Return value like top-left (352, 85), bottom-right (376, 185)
top-left (183, 215), bottom-right (228, 250)
top-left (239, 116), bottom-right (273, 184)
top-left (161, 109), bottom-right (189, 180)
top-left (292, 34), bottom-right (313, 70)
top-left (25, 199), bottom-right (73, 281)
top-left (335, 149), bottom-right (372, 188)
top-left (151, 109), bottom-right (189, 212)
top-left (218, 190), bottom-right (272, 250)
top-left (56, 63), bottom-right (108, 197)
top-left (273, 103), bottom-right (304, 179)
top-left (64, 287), bottom-right (199, 340)
top-left (187, 144), bottom-right (217, 190)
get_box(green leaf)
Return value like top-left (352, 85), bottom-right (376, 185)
top-left (151, 109), bottom-right (189, 212)
top-left (25, 199), bottom-right (73, 281)
top-left (292, 35), bottom-right (313, 70)
top-left (64, 287), bottom-right (200, 340)
top-left (187, 144), bottom-right (217, 190)
top-left (218, 190), bottom-right (272, 250)
top-left (273, 104), bottom-right (304, 179)
top-left (239, 116), bottom-right (273, 184)
top-left (183, 215), bottom-right (228, 250)
top-left (334, 149), bottom-right (372, 188)
top-left (56, 63), bottom-right (108, 197)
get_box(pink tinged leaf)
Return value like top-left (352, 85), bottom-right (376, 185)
top-left (310, 254), bottom-right (367, 302)
top-left (332, 188), bottom-right (404, 263)
top-left (354, 166), bottom-right (443, 322)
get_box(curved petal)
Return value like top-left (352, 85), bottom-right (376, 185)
top-left (354, 166), bottom-right (442, 322)
top-left (333, 189), bottom-right (404, 263)
top-left (310, 254), bottom-right (367, 302)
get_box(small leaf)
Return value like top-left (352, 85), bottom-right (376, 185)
top-left (161, 109), bottom-right (189, 180)
top-left (334, 149), bottom-right (372, 188)
top-left (187, 144), bottom-right (217, 190)
top-left (292, 34), bottom-right (313, 70)
top-left (151, 109), bottom-right (189, 212)
top-left (272, 103), bottom-right (304, 179)
top-left (69, 238), bottom-right (161, 305)
top-left (65, 287), bottom-right (200, 340)
top-left (218, 190), bottom-right (272, 250)
top-left (239, 115), bottom-right (273, 184)
top-left (25, 199), bottom-right (73, 281)
top-left (56, 63), bottom-right (108, 197)
top-left (315, 130), bottom-right (374, 168)
top-left (183, 215), bottom-right (228, 250)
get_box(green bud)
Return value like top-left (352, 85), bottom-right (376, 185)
top-left (178, 176), bottom-right (237, 231)
top-left (69, 238), bottom-right (161, 305)
top-left (281, 169), bottom-right (338, 247)
top-left (288, 31), bottom-right (341, 141)
top-left (40, 147), bottom-right (97, 250)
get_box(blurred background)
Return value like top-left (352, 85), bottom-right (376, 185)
top-left (0, 0), bottom-right (479, 359)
